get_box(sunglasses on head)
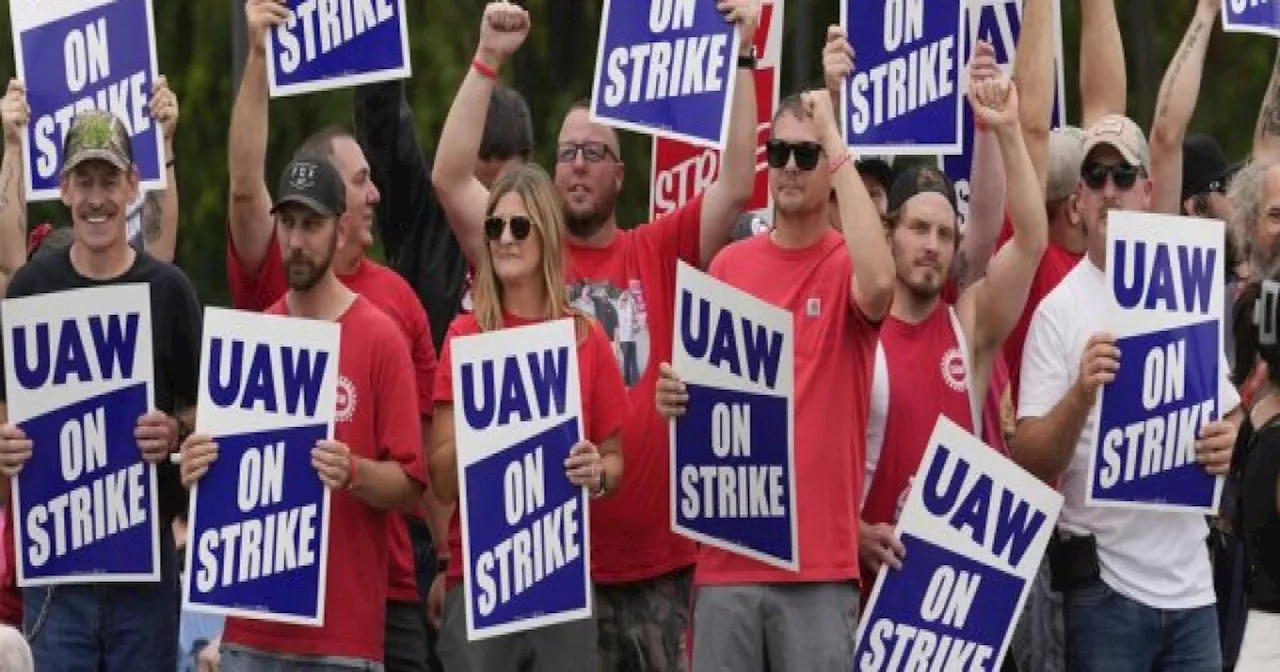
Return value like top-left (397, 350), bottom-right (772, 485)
top-left (556, 142), bottom-right (617, 164)
top-left (765, 140), bottom-right (824, 171)
top-left (1206, 177), bottom-right (1230, 195)
top-left (1081, 162), bottom-right (1142, 191)
top-left (484, 215), bottom-right (532, 241)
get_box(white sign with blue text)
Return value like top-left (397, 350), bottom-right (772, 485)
top-left (453, 319), bottom-right (591, 641)
top-left (671, 261), bottom-right (796, 570)
top-left (855, 417), bottom-right (1062, 671)
top-left (183, 308), bottom-right (339, 626)
top-left (1088, 212), bottom-right (1227, 513)
top-left (590, 0), bottom-right (741, 149)
top-left (1222, 0), bottom-right (1280, 38)
top-left (2, 284), bottom-right (159, 587)
top-left (265, 0), bottom-right (412, 98)
top-left (841, 0), bottom-right (965, 155)
top-left (9, 0), bottom-right (166, 202)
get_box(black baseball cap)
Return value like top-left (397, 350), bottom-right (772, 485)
top-left (856, 157), bottom-right (894, 191)
top-left (271, 158), bottom-right (346, 217)
top-left (1182, 134), bottom-right (1241, 199)
top-left (886, 164), bottom-right (958, 214)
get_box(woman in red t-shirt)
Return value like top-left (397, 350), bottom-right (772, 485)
top-left (428, 163), bottom-right (629, 672)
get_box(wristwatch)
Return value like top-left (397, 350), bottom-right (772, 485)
top-left (590, 470), bottom-right (610, 498)
top-left (737, 44), bottom-right (758, 70)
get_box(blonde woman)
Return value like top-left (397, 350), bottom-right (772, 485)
top-left (428, 163), bottom-right (629, 672)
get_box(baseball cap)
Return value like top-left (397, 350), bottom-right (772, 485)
top-left (1046, 126), bottom-right (1085, 202)
top-left (1182, 133), bottom-right (1241, 199)
top-left (886, 164), bottom-right (958, 215)
top-left (855, 156), bottom-right (895, 191)
top-left (1082, 114), bottom-right (1150, 173)
top-left (271, 158), bottom-right (346, 218)
top-left (60, 109), bottom-right (132, 176)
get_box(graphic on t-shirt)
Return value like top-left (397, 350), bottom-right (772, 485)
top-left (336, 375), bottom-right (357, 424)
top-left (566, 280), bottom-right (650, 387)
top-left (940, 346), bottom-right (967, 393)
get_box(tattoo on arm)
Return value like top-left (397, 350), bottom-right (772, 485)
top-left (1157, 18), bottom-right (1207, 121)
top-left (143, 193), bottom-right (163, 244)
top-left (0, 162), bottom-right (14, 212)
top-left (1264, 52), bottom-right (1280, 138)
top-left (953, 249), bottom-right (970, 286)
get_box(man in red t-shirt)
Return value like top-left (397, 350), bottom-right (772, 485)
top-left (223, 3), bottom-right (440, 670)
top-left (658, 89), bottom-right (895, 671)
top-left (430, 3), bottom-right (763, 668)
top-left (183, 157), bottom-right (426, 668)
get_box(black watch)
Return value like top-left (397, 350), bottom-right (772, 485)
top-left (737, 45), bottom-right (758, 70)
top-left (436, 556), bottom-right (450, 573)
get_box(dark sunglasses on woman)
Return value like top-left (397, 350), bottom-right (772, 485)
top-left (765, 140), bottom-right (824, 171)
top-left (484, 215), bottom-right (532, 241)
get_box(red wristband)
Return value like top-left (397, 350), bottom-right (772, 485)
top-left (830, 152), bottom-right (853, 175)
top-left (345, 453), bottom-right (358, 491)
top-left (975, 119), bottom-right (990, 132)
top-left (472, 58), bottom-right (498, 81)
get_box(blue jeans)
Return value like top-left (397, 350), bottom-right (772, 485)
top-left (1064, 577), bottom-right (1221, 672)
top-left (23, 527), bottom-right (179, 672)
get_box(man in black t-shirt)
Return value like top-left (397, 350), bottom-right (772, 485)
top-left (0, 110), bottom-right (202, 671)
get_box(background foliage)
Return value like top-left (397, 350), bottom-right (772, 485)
top-left (0, 1), bottom-right (1273, 307)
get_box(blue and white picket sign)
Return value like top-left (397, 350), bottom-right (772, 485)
top-left (591, 0), bottom-right (741, 150)
top-left (670, 261), bottom-right (797, 571)
top-left (841, 0), bottom-right (965, 156)
top-left (1221, 0), bottom-right (1280, 38)
top-left (855, 417), bottom-right (1062, 672)
top-left (1, 284), bottom-right (159, 586)
top-left (265, 0), bottom-right (412, 98)
top-left (1087, 212), bottom-right (1229, 513)
top-left (939, 0), bottom-right (1066, 229)
top-left (9, 0), bottom-right (166, 202)
top-left (453, 319), bottom-right (591, 641)
top-left (182, 308), bottom-right (338, 626)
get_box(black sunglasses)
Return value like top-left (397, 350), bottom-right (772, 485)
top-left (1081, 162), bottom-right (1142, 191)
top-left (484, 215), bottom-right (532, 241)
top-left (556, 142), bottom-right (617, 164)
top-left (765, 140), bottom-right (824, 171)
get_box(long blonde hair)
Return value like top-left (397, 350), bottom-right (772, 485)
top-left (472, 163), bottom-right (587, 339)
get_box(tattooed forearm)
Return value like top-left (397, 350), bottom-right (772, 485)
top-left (1157, 17), bottom-right (1208, 121)
top-left (1264, 52), bottom-right (1280, 139)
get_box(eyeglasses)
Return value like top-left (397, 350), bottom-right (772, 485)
top-left (765, 140), bottom-right (824, 171)
top-left (1081, 162), bottom-right (1143, 191)
top-left (556, 142), bottom-right (617, 164)
top-left (483, 215), bottom-right (532, 241)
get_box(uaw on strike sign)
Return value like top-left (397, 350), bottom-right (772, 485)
top-left (453, 320), bottom-right (591, 641)
top-left (2, 284), bottom-right (160, 586)
top-left (650, 0), bottom-right (783, 224)
top-left (266, 0), bottom-right (412, 98)
top-left (856, 417), bottom-right (1062, 671)
top-left (671, 262), bottom-right (797, 570)
top-left (9, 0), bottom-right (166, 202)
top-left (183, 308), bottom-right (339, 625)
top-left (1088, 211), bottom-right (1229, 513)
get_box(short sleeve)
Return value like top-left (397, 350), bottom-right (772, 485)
top-left (374, 320), bottom-right (427, 486)
top-left (225, 225), bottom-right (288, 311)
top-left (168, 269), bottom-right (204, 408)
top-left (0, 267), bottom-right (39, 403)
top-left (433, 319), bottom-right (467, 406)
top-left (638, 194), bottom-right (704, 269)
top-left (1017, 303), bottom-right (1069, 420)
top-left (584, 321), bottom-right (630, 444)
top-left (408, 301), bottom-right (438, 417)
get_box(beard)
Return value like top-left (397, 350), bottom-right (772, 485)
top-left (565, 183), bottom-right (619, 239)
top-left (285, 233), bottom-right (337, 291)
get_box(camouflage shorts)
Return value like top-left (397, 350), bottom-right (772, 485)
top-left (595, 569), bottom-right (693, 672)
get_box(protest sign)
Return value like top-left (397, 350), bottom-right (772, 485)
top-left (453, 319), bottom-right (591, 641)
top-left (2, 284), bottom-right (158, 586)
top-left (650, 0), bottom-right (782, 224)
top-left (1088, 211), bottom-right (1227, 513)
top-left (842, 0), bottom-right (964, 155)
top-left (9, 0), bottom-right (166, 202)
top-left (591, 0), bottom-right (741, 149)
top-left (939, 0), bottom-right (1066, 229)
top-left (265, 0), bottom-right (412, 98)
top-left (855, 416), bottom-right (1062, 671)
top-left (182, 308), bottom-right (338, 626)
top-left (1222, 0), bottom-right (1280, 38)
top-left (670, 262), bottom-right (797, 570)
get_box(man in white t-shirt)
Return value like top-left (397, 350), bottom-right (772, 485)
top-left (1013, 114), bottom-right (1240, 671)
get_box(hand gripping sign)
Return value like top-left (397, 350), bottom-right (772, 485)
top-left (592, 0), bottom-right (741, 150)
top-left (650, 0), bottom-right (783, 224)
top-left (1087, 212), bottom-right (1230, 513)
top-left (938, 0), bottom-right (1066, 229)
top-left (2, 284), bottom-right (160, 586)
top-left (452, 319), bottom-right (592, 641)
top-left (842, 0), bottom-right (965, 156)
top-left (266, 0), bottom-right (412, 98)
top-left (855, 416), bottom-right (1063, 671)
top-left (670, 262), bottom-right (797, 571)
top-left (183, 308), bottom-right (339, 626)
top-left (1222, 0), bottom-right (1280, 38)
top-left (9, 0), bottom-right (166, 201)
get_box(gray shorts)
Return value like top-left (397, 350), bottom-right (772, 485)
top-left (220, 644), bottom-right (382, 672)
top-left (437, 586), bottom-right (596, 672)
top-left (691, 583), bottom-right (860, 672)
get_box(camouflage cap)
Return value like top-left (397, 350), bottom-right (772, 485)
top-left (61, 109), bottom-right (132, 176)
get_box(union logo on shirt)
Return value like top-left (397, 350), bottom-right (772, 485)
top-left (940, 347), bottom-right (967, 393)
top-left (336, 375), bottom-right (357, 424)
